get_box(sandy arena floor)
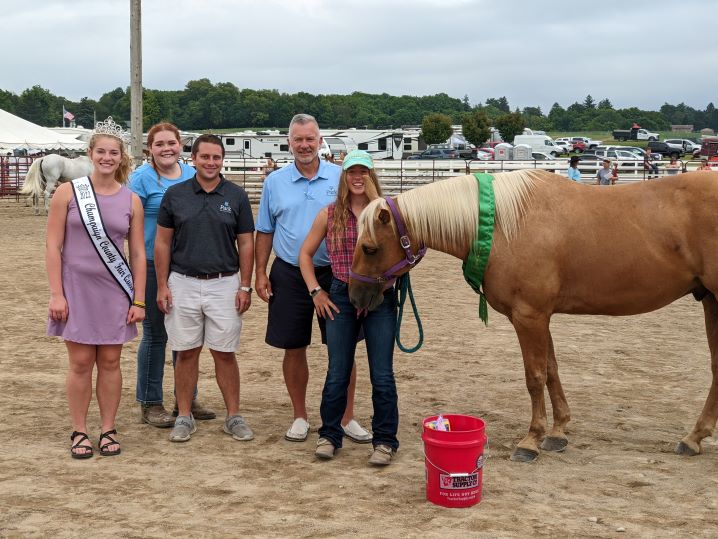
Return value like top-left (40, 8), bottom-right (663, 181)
top-left (1, 197), bottom-right (717, 538)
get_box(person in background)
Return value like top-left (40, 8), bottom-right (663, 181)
top-left (129, 123), bottom-right (216, 428)
top-left (155, 134), bottom-right (255, 443)
top-left (697, 158), bottom-right (713, 171)
top-left (46, 118), bottom-right (146, 459)
top-left (255, 113), bottom-right (371, 444)
top-left (566, 155), bottom-right (581, 182)
top-left (643, 148), bottom-right (659, 179)
top-left (299, 150), bottom-right (399, 466)
top-left (262, 157), bottom-right (278, 179)
top-left (595, 158), bottom-right (617, 185)
top-left (666, 156), bottom-right (682, 175)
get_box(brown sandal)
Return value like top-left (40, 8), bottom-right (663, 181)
top-left (98, 429), bottom-right (121, 456)
top-left (70, 431), bottom-right (93, 459)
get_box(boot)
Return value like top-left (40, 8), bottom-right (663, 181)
top-left (141, 404), bottom-right (175, 428)
top-left (173, 399), bottom-right (217, 421)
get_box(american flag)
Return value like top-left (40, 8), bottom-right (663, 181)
top-left (63, 107), bottom-right (74, 121)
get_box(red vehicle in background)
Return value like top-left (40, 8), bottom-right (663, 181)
top-left (700, 137), bottom-right (718, 162)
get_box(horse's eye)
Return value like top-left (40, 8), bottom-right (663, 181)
top-left (362, 245), bottom-right (377, 255)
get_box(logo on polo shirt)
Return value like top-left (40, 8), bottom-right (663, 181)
top-left (219, 201), bottom-right (233, 213)
top-left (326, 186), bottom-right (337, 197)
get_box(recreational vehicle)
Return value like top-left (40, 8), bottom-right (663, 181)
top-left (181, 130), bottom-right (331, 160)
top-left (325, 129), bottom-right (406, 160)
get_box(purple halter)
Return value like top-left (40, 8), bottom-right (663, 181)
top-left (349, 196), bottom-right (428, 284)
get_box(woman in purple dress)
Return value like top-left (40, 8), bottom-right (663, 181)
top-left (46, 119), bottom-right (146, 459)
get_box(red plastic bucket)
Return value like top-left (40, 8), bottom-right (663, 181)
top-left (422, 414), bottom-right (486, 508)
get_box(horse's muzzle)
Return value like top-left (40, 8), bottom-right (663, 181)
top-left (348, 280), bottom-right (385, 311)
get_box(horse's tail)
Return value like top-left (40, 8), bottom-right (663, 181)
top-left (19, 158), bottom-right (44, 196)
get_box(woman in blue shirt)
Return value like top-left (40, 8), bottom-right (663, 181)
top-left (129, 123), bottom-right (215, 426)
top-left (567, 155), bottom-right (581, 182)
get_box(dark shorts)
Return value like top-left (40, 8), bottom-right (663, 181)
top-left (266, 257), bottom-right (333, 349)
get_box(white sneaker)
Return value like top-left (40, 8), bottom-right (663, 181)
top-left (342, 419), bottom-right (372, 444)
top-left (285, 417), bottom-right (310, 442)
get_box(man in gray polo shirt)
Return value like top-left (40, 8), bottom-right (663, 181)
top-left (155, 134), bottom-right (255, 442)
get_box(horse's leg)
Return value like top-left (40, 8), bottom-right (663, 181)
top-left (676, 292), bottom-right (718, 456)
top-left (33, 193), bottom-right (40, 216)
top-left (540, 333), bottom-right (571, 452)
top-left (510, 313), bottom-right (551, 462)
top-left (44, 188), bottom-right (50, 216)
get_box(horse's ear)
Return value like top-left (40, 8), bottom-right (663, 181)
top-left (378, 208), bottom-right (391, 224)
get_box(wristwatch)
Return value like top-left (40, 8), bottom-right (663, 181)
top-left (309, 286), bottom-right (322, 297)
top-left (239, 286), bottom-right (253, 293)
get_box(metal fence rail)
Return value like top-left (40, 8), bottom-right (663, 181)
top-left (3, 156), bottom-right (710, 204)
top-left (0, 156), bottom-right (35, 199)
top-left (221, 157), bottom-right (713, 204)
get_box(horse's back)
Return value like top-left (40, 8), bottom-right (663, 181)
top-left (487, 171), bottom-right (718, 316)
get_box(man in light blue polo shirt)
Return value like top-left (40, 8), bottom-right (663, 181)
top-left (255, 113), bottom-right (371, 444)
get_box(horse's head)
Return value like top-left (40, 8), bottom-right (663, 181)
top-left (349, 197), bottom-right (426, 310)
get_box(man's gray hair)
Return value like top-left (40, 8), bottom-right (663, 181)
top-left (289, 113), bottom-right (318, 133)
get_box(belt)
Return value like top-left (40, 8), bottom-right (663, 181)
top-left (185, 272), bottom-right (233, 280)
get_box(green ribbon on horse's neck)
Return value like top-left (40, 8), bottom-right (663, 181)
top-left (462, 173), bottom-right (495, 325)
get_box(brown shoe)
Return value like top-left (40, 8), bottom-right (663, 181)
top-left (141, 404), bottom-right (174, 428)
top-left (368, 444), bottom-right (396, 466)
top-left (173, 399), bottom-right (217, 421)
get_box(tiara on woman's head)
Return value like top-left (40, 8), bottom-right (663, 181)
top-left (93, 116), bottom-right (129, 143)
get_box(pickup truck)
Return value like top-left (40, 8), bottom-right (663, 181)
top-left (612, 127), bottom-right (660, 141)
top-left (571, 136), bottom-right (602, 150)
top-left (647, 140), bottom-right (684, 159)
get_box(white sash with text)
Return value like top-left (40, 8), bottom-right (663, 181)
top-left (71, 177), bottom-right (134, 304)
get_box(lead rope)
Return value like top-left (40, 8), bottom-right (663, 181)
top-left (394, 273), bottom-right (424, 353)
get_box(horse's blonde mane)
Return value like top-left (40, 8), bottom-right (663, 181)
top-left (357, 170), bottom-right (541, 253)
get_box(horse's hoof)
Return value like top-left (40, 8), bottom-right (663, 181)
top-left (675, 441), bottom-right (700, 456)
top-left (510, 447), bottom-right (539, 463)
top-left (540, 436), bottom-right (568, 452)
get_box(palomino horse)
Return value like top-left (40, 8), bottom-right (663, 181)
top-left (349, 170), bottom-right (718, 462)
top-left (19, 155), bottom-right (93, 215)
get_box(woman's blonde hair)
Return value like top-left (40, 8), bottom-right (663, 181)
top-left (328, 166), bottom-right (383, 250)
top-left (88, 133), bottom-right (132, 184)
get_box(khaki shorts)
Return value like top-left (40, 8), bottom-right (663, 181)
top-left (165, 272), bottom-right (242, 352)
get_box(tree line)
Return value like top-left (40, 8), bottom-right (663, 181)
top-left (2, 81), bottom-right (717, 137)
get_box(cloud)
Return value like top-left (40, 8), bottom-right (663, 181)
top-left (2, 0), bottom-right (716, 113)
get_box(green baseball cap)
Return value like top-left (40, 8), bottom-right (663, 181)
top-left (342, 150), bottom-right (374, 170)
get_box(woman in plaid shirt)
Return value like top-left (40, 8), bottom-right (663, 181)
top-left (299, 150), bottom-right (400, 466)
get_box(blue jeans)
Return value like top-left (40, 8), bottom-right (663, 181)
top-left (319, 279), bottom-right (399, 450)
top-left (136, 262), bottom-right (193, 406)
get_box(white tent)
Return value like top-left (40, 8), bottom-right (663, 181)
top-left (0, 108), bottom-right (87, 154)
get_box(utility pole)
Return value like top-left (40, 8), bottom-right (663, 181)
top-left (130, 0), bottom-right (143, 167)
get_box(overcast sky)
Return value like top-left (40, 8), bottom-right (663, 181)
top-left (2, 0), bottom-right (715, 113)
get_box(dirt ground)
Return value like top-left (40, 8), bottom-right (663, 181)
top-left (1, 196), bottom-right (717, 538)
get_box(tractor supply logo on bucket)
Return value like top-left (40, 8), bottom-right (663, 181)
top-left (440, 473), bottom-right (479, 490)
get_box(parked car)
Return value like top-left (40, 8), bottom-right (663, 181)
top-left (569, 137), bottom-right (597, 151)
top-left (554, 137), bottom-right (575, 152)
top-left (407, 147), bottom-right (459, 160)
top-left (665, 139), bottom-right (701, 153)
top-left (475, 148), bottom-right (494, 160)
top-left (552, 141), bottom-right (573, 155)
top-left (647, 140), bottom-right (684, 159)
top-left (616, 146), bottom-right (661, 160)
top-left (594, 148), bottom-right (644, 161)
